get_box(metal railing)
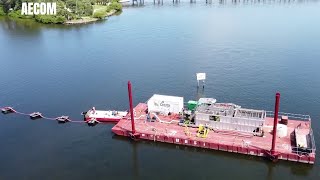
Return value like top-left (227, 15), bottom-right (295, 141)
top-left (266, 111), bottom-right (311, 121)
top-left (292, 137), bottom-right (316, 155)
top-left (306, 128), bottom-right (317, 154)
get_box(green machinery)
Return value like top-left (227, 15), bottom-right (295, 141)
top-left (187, 100), bottom-right (198, 111)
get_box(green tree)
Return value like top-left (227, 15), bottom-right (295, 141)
top-left (34, 15), bottom-right (66, 24)
top-left (66, 0), bottom-right (93, 16)
top-left (93, 10), bottom-right (105, 19)
top-left (34, 1), bottom-right (68, 23)
top-left (107, 1), bottom-right (121, 12)
top-left (0, 5), bottom-right (6, 15)
top-left (0, 0), bottom-right (15, 13)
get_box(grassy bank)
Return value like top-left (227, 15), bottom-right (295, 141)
top-left (92, 2), bottom-right (122, 19)
top-left (0, 0), bottom-right (122, 24)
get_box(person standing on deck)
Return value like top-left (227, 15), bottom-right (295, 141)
top-left (146, 113), bottom-right (150, 123)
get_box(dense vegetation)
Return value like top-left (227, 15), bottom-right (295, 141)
top-left (0, 0), bottom-right (122, 24)
top-left (0, 5), bottom-right (6, 15)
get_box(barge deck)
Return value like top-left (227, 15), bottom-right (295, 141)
top-left (111, 82), bottom-right (316, 164)
top-left (112, 103), bottom-right (316, 164)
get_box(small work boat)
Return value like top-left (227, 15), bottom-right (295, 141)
top-left (84, 107), bottom-right (128, 122)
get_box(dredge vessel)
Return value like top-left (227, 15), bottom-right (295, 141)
top-left (2, 81), bottom-right (315, 164)
top-left (111, 81), bottom-right (316, 164)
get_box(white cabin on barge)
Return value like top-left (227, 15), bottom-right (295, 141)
top-left (194, 98), bottom-right (266, 136)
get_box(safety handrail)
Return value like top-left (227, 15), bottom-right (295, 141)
top-left (309, 129), bottom-right (317, 153)
top-left (266, 111), bottom-right (311, 121)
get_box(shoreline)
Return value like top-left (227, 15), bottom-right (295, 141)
top-left (64, 10), bottom-right (118, 25)
top-left (0, 2), bottom-right (123, 25)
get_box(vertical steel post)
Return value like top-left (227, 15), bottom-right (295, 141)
top-left (128, 81), bottom-right (136, 134)
top-left (271, 92), bottom-right (280, 155)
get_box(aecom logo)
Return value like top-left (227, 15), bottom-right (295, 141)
top-left (21, 2), bottom-right (56, 15)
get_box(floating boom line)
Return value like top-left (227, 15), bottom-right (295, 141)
top-left (0, 106), bottom-right (99, 125)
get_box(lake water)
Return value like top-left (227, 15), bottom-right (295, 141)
top-left (0, 1), bottom-right (320, 179)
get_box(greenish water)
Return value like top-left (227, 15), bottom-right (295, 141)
top-left (0, 1), bottom-right (320, 179)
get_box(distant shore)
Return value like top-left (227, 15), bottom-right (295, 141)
top-left (64, 10), bottom-right (117, 25)
top-left (0, 1), bottom-right (123, 25)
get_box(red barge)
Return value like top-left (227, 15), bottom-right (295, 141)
top-left (111, 81), bottom-right (316, 164)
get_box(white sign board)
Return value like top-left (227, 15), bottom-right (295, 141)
top-left (196, 73), bottom-right (206, 81)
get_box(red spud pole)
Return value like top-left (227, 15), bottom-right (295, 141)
top-left (271, 92), bottom-right (280, 155)
top-left (128, 81), bottom-right (136, 134)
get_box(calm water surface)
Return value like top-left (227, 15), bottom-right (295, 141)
top-left (0, 1), bottom-right (320, 179)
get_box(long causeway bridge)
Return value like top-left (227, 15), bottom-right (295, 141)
top-left (131, 0), bottom-right (310, 5)
top-left (130, 0), bottom-right (305, 5)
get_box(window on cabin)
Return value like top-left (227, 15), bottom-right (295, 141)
top-left (209, 115), bottom-right (220, 122)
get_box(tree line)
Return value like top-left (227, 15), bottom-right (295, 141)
top-left (0, 0), bottom-right (122, 24)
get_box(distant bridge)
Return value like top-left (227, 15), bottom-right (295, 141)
top-left (130, 0), bottom-right (306, 5)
